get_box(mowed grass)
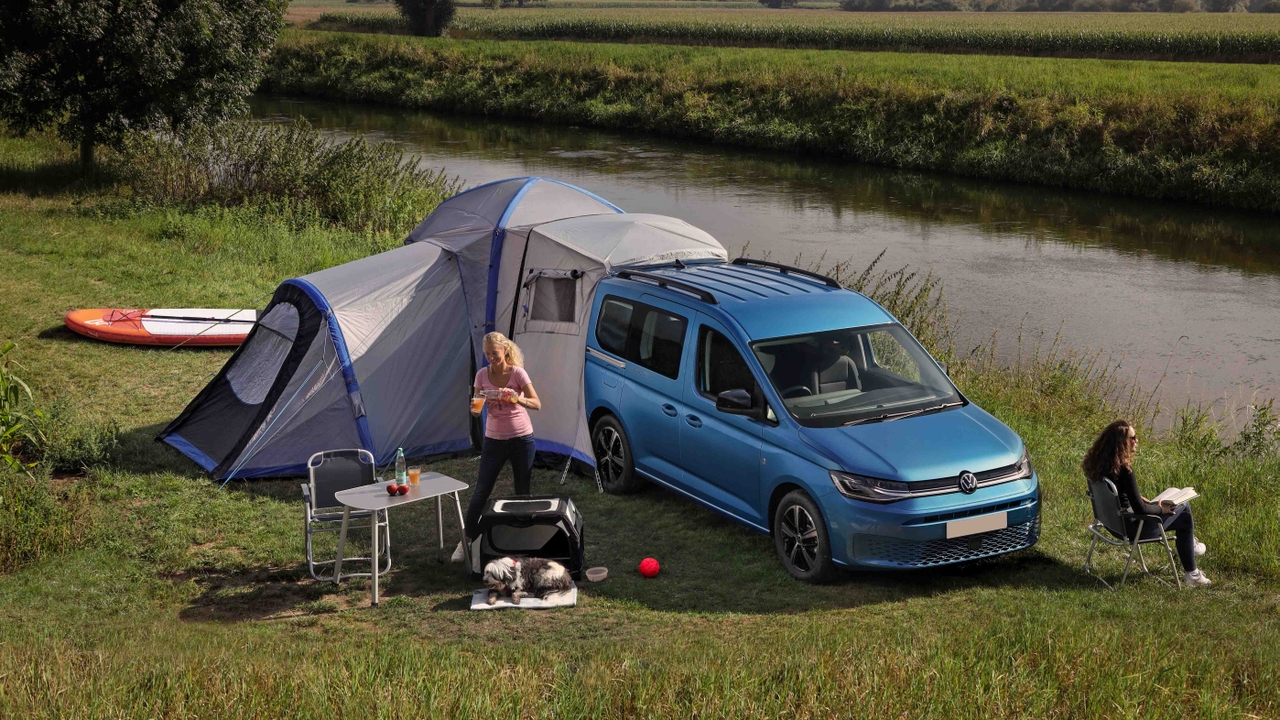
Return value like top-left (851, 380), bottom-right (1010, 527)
top-left (2, 132), bottom-right (1280, 717)
top-left (314, 7), bottom-right (1280, 61)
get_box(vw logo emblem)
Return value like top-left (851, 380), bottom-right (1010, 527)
top-left (958, 471), bottom-right (978, 494)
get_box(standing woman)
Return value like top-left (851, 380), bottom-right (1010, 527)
top-left (1082, 420), bottom-right (1210, 587)
top-left (451, 332), bottom-right (542, 562)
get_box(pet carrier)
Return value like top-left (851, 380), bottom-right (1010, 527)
top-left (469, 495), bottom-right (584, 581)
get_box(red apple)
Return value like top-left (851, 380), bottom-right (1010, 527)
top-left (396, 484), bottom-right (409, 496)
top-left (386, 483), bottom-right (398, 495)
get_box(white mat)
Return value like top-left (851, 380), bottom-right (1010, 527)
top-left (469, 585), bottom-right (577, 610)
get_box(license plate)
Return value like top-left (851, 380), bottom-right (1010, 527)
top-left (946, 512), bottom-right (1007, 539)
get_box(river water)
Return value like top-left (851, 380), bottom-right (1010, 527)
top-left (251, 96), bottom-right (1280, 416)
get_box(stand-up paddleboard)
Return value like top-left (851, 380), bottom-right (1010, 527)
top-left (64, 309), bottom-right (256, 347)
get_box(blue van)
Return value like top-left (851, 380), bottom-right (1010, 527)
top-left (583, 258), bottom-right (1039, 582)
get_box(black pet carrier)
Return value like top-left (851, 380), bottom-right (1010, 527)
top-left (468, 495), bottom-right (584, 581)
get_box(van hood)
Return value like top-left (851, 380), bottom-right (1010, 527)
top-left (798, 403), bottom-right (1023, 482)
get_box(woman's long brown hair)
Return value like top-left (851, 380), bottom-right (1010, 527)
top-left (1081, 420), bottom-right (1135, 483)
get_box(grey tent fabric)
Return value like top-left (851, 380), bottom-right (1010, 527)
top-left (162, 178), bottom-right (727, 479)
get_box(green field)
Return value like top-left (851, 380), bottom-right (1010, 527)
top-left (311, 8), bottom-right (1280, 60)
top-left (2, 129), bottom-right (1279, 717)
top-left (266, 31), bottom-right (1280, 211)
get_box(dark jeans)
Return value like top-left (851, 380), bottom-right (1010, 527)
top-left (464, 434), bottom-right (535, 540)
top-left (1135, 504), bottom-right (1197, 572)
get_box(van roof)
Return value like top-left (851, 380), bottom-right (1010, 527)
top-left (612, 261), bottom-right (895, 341)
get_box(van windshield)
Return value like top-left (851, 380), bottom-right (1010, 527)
top-left (750, 323), bottom-right (961, 428)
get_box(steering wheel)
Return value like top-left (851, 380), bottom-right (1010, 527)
top-left (781, 385), bottom-right (813, 399)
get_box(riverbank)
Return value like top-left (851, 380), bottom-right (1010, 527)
top-left (314, 8), bottom-right (1280, 63)
top-left (265, 31), bottom-right (1280, 213)
top-left (3, 129), bottom-right (1280, 716)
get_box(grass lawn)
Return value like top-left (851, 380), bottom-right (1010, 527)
top-left (2, 132), bottom-right (1280, 717)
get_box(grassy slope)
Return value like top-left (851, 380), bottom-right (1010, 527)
top-left (2, 133), bottom-right (1279, 717)
top-left (266, 31), bottom-right (1280, 212)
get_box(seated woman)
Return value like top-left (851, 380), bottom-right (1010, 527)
top-left (1082, 420), bottom-right (1210, 587)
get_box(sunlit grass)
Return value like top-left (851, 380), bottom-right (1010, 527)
top-left (1, 130), bottom-right (1278, 718)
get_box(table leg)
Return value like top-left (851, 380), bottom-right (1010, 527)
top-left (334, 506), bottom-right (350, 583)
top-left (437, 495), bottom-right (444, 550)
top-left (452, 491), bottom-right (470, 569)
top-left (371, 509), bottom-right (380, 607)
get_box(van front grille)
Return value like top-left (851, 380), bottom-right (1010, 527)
top-left (854, 515), bottom-right (1041, 568)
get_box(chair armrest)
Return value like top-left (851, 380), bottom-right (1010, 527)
top-left (301, 484), bottom-right (311, 503)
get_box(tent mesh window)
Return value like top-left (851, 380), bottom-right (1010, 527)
top-left (530, 277), bottom-right (576, 323)
top-left (226, 303), bottom-right (299, 405)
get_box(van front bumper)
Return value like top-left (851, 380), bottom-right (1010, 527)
top-left (827, 475), bottom-right (1041, 569)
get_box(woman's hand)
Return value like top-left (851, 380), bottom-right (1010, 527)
top-left (1159, 499), bottom-right (1176, 513)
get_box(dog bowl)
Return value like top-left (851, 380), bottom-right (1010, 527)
top-left (585, 567), bottom-right (608, 582)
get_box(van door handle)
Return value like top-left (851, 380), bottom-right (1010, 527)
top-left (685, 414), bottom-right (702, 428)
top-left (661, 404), bottom-right (678, 417)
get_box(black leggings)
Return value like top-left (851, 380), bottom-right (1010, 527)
top-left (1139, 504), bottom-right (1197, 572)
top-left (464, 434), bottom-right (535, 540)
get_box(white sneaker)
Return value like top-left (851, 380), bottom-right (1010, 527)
top-left (1194, 538), bottom-right (1206, 557)
top-left (1183, 569), bottom-right (1212, 587)
top-left (450, 541), bottom-right (466, 563)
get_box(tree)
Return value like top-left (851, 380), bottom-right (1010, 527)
top-left (0, 1), bottom-right (287, 165)
top-left (394, 0), bottom-right (457, 36)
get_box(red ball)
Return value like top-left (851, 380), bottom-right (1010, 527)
top-left (638, 557), bottom-right (660, 578)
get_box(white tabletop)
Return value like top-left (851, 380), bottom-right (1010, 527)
top-left (334, 472), bottom-right (468, 511)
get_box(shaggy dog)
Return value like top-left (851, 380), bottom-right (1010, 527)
top-left (483, 556), bottom-right (573, 605)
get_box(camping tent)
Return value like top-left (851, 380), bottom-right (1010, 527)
top-left (160, 177), bottom-right (727, 479)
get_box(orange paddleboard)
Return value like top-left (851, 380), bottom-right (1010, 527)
top-left (64, 309), bottom-right (256, 347)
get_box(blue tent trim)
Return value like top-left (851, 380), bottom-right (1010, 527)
top-left (163, 433), bottom-right (218, 472)
top-left (282, 278), bottom-right (376, 455)
top-left (484, 178), bottom-right (539, 333)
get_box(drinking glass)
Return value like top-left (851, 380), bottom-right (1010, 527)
top-left (408, 467), bottom-right (421, 486)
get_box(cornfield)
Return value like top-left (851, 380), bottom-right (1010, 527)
top-left (315, 8), bottom-right (1280, 61)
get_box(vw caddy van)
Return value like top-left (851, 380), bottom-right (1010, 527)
top-left (584, 259), bottom-right (1040, 582)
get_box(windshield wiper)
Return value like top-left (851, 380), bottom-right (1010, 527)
top-left (842, 401), bottom-right (963, 427)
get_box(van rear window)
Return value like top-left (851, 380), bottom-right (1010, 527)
top-left (594, 295), bottom-right (688, 379)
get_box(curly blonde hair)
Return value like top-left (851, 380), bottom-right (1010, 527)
top-left (483, 331), bottom-right (524, 368)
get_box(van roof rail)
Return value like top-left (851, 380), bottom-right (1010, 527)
top-left (615, 270), bottom-right (719, 305)
top-left (731, 258), bottom-right (841, 288)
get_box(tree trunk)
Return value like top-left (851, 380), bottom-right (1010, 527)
top-left (79, 135), bottom-right (95, 166)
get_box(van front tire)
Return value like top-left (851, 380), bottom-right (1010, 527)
top-left (592, 415), bottom-right (643, 494)
top-left (774, 490), bottom-right (837, 584)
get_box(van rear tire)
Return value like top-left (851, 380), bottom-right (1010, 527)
top-left (592, 415), bottom-right (644, 494)
top-left (774, 490), bottom-right (837, 584)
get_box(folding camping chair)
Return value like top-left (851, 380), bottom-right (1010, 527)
top-left (301, 449), bottom-right (391, 582)
top-left (1084, 477), bottom-right (1181, 591)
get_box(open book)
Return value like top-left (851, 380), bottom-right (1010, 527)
top-left (1153, 487), bottom-right (1199, 505)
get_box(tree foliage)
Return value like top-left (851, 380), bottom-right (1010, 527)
top-left (394, 0), bottom-right (457, 36)
top-left (0, 1), bottom-right (288, 165)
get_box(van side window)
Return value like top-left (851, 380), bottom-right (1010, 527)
top-left (596, 298), bottom-right (633, 356)
top-left (635, 307), bottom-right (687, 379)
top-left (697, 327), bottom-right (756, 398)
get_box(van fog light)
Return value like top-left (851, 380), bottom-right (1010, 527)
top-left (830, 471), bottom-right (912, 503)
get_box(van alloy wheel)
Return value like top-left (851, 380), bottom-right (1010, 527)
top-left (591, 415), bottom-right (643, 494)
top-left (780, 504), bottom-right (819, 573)
top-left (595, 427), bottom-right (625, 486)
top-left (773, 489), bottom-right (836, 583)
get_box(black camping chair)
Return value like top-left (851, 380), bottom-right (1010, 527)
top-left (1084, 477), bottom-right (1181, 591)
top-left (301, 449), bottom-right (391, 582)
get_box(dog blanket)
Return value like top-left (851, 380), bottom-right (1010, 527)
top-left (469, 585), bottom-right (577, 610)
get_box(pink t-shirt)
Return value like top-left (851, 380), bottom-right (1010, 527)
top-left (476, 366), bottom-right (534, 440)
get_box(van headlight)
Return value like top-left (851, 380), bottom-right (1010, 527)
top-left (830, 471), bottom-right (912, 503)
top-left (1016, 447), bottom-right (1033, 479)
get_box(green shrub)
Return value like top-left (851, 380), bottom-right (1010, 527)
top-left (40, 399), bottom-right (119, 474)
top-left (0, 470), bottom-right (91, 573)
top-left (115, 120), bottom-right (462, 236)
top-left (394, 0), bottom-right (457, 36)
top-left (0, 342), bottom-right (45, 474)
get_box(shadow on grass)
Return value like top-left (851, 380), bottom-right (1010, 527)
top-left (175, 565), bottom-right (334, 622)
top-left (0, 160), bottom-right (119, 197)
top-left (114, 422), bottom-right (209, 478)
top-left (170, 459), bottom-right (1091, 621)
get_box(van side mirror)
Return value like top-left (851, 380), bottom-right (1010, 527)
top-left (716, 389), bottom-right (756, 417)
